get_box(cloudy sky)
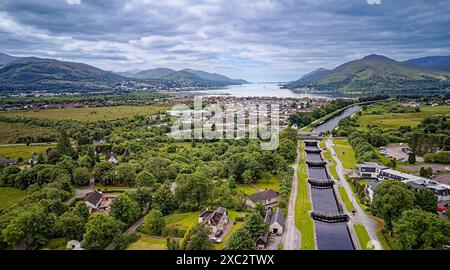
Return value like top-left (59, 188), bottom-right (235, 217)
top-left (0, 0), bottom-right (449, 81)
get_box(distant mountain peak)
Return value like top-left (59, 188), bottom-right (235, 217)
top-left (362, 54), bottom-right (390, 60)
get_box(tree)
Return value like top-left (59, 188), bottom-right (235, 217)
top-left (224, 228), bottom-right (255, 250)
top-left (83, 214), bottom-right (124, 250)
top-left (72, 201), bottom-right (90, 222)
top-left (56, 129), bottom-right (77, 160)
top-left (408, 152), bottom-right (416, 164)
top-left (115, 163), bottom-right (136, 186)
top-left (2, 206), bottom-right (56, 248)
top-left (91, 161), bottom-right (114, 185)
top-left (372, 181), bottom-right (415, 231)
top-left (72, 167), bottom-right (90, 186)
top-left (153, 185), bottom-right (177, 215)
top-left (393, 209), bottom-right (450, 250)
top-left (277, 139), bottom-right (297, 163)
top-left (185, 223), bottom-right (213, 250)
top-left (175, 173), bottom-right (211, 210)
top-left (228, 175), bottom-right (236, 189)
top-left (129, 187), bottom-right (153, 212)
top-left (56, 212), bottom-right (85, 241)
top-left (141, 209), bottom-right (165, 236)
top-left (167, 238), bottom-right (181, 250)
top-left (255, 202), bottom-right (266, 218)
top-left (110, 194), bottom-right (141, 226)
top-left (113, 232), bottom-right (139, 250)
top-left (244, 212), bottom-right (267, 239)
top-left (135, 171), bottom-right (157, 189)
top-left (415, 189), bottom-right (437, 213)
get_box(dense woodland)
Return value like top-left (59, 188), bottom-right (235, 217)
top-left (0, 101), bottom-right (297, 249)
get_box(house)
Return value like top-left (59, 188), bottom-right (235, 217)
top-left (365, 180), bottom-right (383, 203)
top-left (256, 232), bottom-right (269, 249)
top-left (0, 158), bottom-right (17, 166)
top-left (267, 208), bottom-right (285, 235)
top-left (84, 191), bottom-right (103, 212)
top-left (355, 162), bottom-right (386, 179)
top-left (106, 153), bottom-right (119, 164)
top-left (28, 156), bottom-right (39, 166)
top-left (247, 189), bottom-right (279, 208)
top-left (93, 139), bottom-right (106, 146)
top-left (84, 191), bottom-right (117, 213)
top-left (404, 179), bottom-right (450, 202)
top-left (66, 240), bottom-right (83, 250)
top-left (198, 207), bottom-right (229, 233)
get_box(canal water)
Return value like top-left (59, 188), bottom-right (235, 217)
top-left (305, 141), bottom-right (354, 250)
top-left (311, 105), bottom-right (360, 133)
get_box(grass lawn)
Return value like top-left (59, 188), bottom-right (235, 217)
top-left (376, 230), bottom-right (392, 250)
top-left (40, 238), bottom-right (67, 250)
top-left (0, 122), bottom-right (54, 144)
top-left (0, 187), bottom-right (27, 210)
top-left (320, 140), bottom-right (339, 180)
top-left (235, 184), bottom-right (259, 195)
top-left (94, 185), bottom-right (131, 192)
top-left (354, 224), bottom-right (374, 250)
top-left (0, 105), bottom-right (170, 122)
top-left (0, 144), bottom-right (54, 159)
top-left (358, 105), bottom-right (450, 130)
top-left (295, 142), bottom-right (316, 250)
top-left (127, 235), bottom-right (166, 250)
top-left (338, 186), bottom-right (354, 212)
top-left (164, 212), bottom-right (198, 230)
top-left (333, 139), bottom-right (357, 170)
top-left (255, 175), bottom-right (280, 191)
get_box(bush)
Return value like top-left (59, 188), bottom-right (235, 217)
top-left (424, 151), bottom-right (450, 164)
top-left (113, 232), bottom-right (140, 250)
top-left (162, 224), bottom-right (186, 238)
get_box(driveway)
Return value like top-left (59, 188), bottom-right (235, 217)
top-left (326, 138), bottom-right (382, 250)
top-left (282, 143), bottom-right (301, 250)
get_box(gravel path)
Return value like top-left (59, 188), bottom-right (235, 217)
top-left (326, 138), bottom-right (383, 250)
top-left (282, 143), bottom-right (301, 250)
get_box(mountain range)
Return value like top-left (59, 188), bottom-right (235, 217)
top-left (127, 67), bottom-right (247, 85)
top-left (286, 54), bottom-right (450, 92)
top-left (0, 53), bottom-right (248, 92)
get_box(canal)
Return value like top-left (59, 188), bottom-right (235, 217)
top-left (311, 105), bottom-right (360, 133)
top-left (305, 141), bottom-right (354, 250)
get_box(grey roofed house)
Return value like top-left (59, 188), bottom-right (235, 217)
top-left (0, 158), bottom-right (16, 165)
top-left (248, 189), bottom-right (279, 204)
top-left (85, 191), bottom-right (103, 208)
top-left (269, 208), bottom-right (285, 228)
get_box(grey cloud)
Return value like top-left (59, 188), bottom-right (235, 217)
top-left (0, 0), bottom-right (449, 81)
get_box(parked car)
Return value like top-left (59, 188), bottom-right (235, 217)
top-left (215, 230), bottom-right (224, 238)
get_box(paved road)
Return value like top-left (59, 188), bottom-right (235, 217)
top-left (282, 144), bottom-right (301, 250)
top-left (0, 142), bottom-right (56, 147)
top-left (326, 138), bottom-right (382, 250)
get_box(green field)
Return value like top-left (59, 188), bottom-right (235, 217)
top-left (333, 139), bottom-right (357, 169)
top-left (164, 212), bottom-right (198, 230)
top-left (255, 175), bottom-right (280, 190)
top-left (0, 105), bottom-right (170, 122)
top-left (295, 142), bottom-right (316, 250)
top-left (358, 105), bottom-right (450, 130)
top-left (40, 238), bottom-right (67, 250)
top-left (0, 187), bottom-right (28, 210)
top-left (0, 122), bottom-right (54, 144)
top-left (338, 186), bottom-right (355, 212)
top-left (126, 235), bottom-right (166, 250)
top-left (0, 144), bottom-right (54, 159)
top-left (235, 184), bottom-right (259, 195)
top-left (354, 224), bottom-right (374, 250)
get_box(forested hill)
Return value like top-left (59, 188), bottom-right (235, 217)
top-left (286, 54), bottom-right (450, 93)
